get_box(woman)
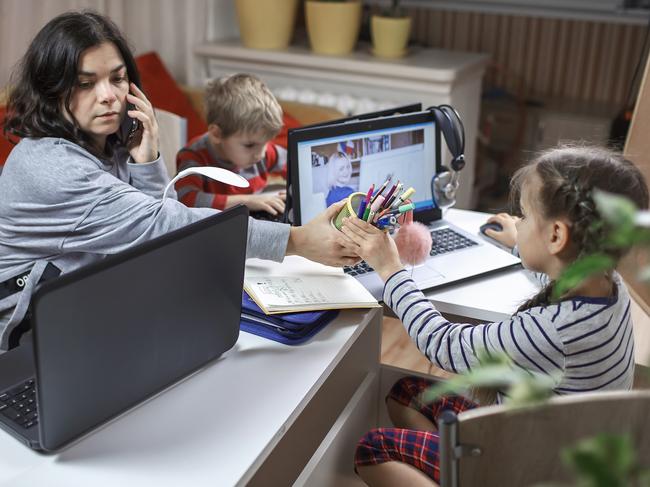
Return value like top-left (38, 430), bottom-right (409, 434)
top-left (0, 11), bottom-right (356, 350)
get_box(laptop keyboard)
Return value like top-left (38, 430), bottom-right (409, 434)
top-left (0, 378), bottom-right (38, 429)
top-left (430, 228), bottom-right (478, 256)
top-left (344, 228), bottom-right (478, 276)
top-left (344, 261), bottom-right (375, 276)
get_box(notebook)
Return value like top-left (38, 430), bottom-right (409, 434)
top-left (0, 206), bottom-right (248, 452)
top-left (286, 110), bottom-right (521, 300)
top-left (244, 256), bottom-right (380, 314)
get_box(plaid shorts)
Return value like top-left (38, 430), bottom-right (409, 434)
top-left (354, 376), bottom-right (478, 482)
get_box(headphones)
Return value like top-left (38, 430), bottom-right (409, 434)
top-left (427, 104), bottom-right (466, 210)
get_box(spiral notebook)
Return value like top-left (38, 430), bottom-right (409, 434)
top-left (244, 256), bottom-right (380, 315)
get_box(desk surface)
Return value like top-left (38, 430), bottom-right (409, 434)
top-left (0, 309), bottom-right (379, 486)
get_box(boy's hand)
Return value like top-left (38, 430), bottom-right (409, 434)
top-left (486, 213), bottom-right (519, 248)
top-left (232, 193), bottom-right (286, 215)
top-left (340, 216), bottom-right (404, 282)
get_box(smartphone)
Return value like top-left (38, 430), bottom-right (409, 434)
top-left (119, 103), bottom-right (141, 143)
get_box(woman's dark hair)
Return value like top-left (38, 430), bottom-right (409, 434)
top-left (3, 11), bottom-right (141, 159)
top-left (512, 145), bottom-right (649, 312)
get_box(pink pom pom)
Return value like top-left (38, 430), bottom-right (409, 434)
top-left (394, 221), bottom-right (433, 266)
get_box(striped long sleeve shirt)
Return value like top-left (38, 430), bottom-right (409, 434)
top-left (175, 134), bottom-right (287, 210)
top-left (384, 269), bottom-right (635, 395)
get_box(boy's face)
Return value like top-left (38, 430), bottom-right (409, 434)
top-left (210, 127), bottom-right (270, 170)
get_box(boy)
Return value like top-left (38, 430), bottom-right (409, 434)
top-left (175, 74), bottom-right (287, 216)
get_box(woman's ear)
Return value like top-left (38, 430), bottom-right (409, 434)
top-left (546, 219), bottom-right (572, 256)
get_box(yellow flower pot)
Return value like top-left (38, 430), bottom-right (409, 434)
top-left (370, 15), bottom-right (412, 58)
top-left (235, 0), bottom-right (299, 50)
top-left (306, 0), bottom-right (362, 56)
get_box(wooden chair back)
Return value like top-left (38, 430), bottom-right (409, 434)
top-left (439, 390), bottom-right (650, 487)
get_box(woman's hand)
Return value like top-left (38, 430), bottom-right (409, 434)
top-left (125, 83), bottom-right (159, 163)
top-left (486, 213), bottom-right (519, 248)
top-left (287, 200), bottom-right (360, 267)
top-left (340, 216), bottom-right (404, 282)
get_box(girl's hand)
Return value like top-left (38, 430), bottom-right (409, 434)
top-left (486, 213), bottom-right (519, 248)
top-left (125, 83), bottom-right (159, 163)
top-left (339, 216), bottom-right (404, 281)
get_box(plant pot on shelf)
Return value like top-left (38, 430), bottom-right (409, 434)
top-left (305, 0), bottom-right (362, 56)
top-left (235, 0), bottom-right (299, 50)
top-left (370, 14), bottom-right (411, 58)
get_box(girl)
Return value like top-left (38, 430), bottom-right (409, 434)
top-left (340, 146), bottom-right (649, 486)
top-left (326, 151), bottom-right (355, 206)
top-left (0, 11), bottom-right (356, 350)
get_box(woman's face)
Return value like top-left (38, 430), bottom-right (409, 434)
top-left (66, 41), bottom-right (129, 150)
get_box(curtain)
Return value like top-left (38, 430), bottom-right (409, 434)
top-left (0, 0), bottom-right (239, 88)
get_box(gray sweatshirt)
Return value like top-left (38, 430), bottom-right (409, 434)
top-left (0, 137), bottom-right (290, 349)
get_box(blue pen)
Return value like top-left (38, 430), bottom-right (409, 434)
top-left (376, 215), bottom-right (397, 229)
top-left (357, 199), bottom-right (368, 219)
top-left (357, 184), bottom-right (373, 219)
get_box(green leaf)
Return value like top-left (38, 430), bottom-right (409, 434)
top-left (553, 254), bottom-right (616, 299)
top-left (562, 434), bottom-right (637, 487)
top-left (593, 190), bottom-right (638, 228)
top-left (423, 352), bottom-right (558, 407)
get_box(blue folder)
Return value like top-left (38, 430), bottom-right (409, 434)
top-left (240, 292), bottom-right (339, 345)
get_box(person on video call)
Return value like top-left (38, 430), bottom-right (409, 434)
top-left (325, 151), bottom-right (356, 206)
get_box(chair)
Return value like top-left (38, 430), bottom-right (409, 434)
top-left (154, 107), bottom-right (187, 179)
top-left (438, 390), bottom-right (650, 487)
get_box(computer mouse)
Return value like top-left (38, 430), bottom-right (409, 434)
top-left (479, 222), bottom-right (503, 236)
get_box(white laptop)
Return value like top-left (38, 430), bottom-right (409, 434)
top-left (286, 110), bottom-right (521, 300)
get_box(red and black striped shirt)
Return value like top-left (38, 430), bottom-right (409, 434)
top-left (175, 133), bottom-right (287, 210)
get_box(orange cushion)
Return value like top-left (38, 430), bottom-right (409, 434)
top-left (274, 111), bottom-right (301, 148)
top-left (135, 52), bottom-right (208, 140)
top-left (0, 106), bottom-right (16, 166)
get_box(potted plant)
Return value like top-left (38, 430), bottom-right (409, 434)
top-left (370, 0), bottom-right (411, 58)
top-left (235, 0), bottom-right (299, 50)
top-left (305, 0), bottom-right (362, 56)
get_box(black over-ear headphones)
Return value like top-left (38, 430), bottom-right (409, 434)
top-left (427, 104), bottom-right (466, 210)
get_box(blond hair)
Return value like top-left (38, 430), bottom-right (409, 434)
top-left (204, 73), bottom-right (283, 139)
top-left (327, 152), bottom-right (352, 189)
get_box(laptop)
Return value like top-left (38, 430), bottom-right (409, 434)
top-left (0, 206), bottom-right (248, 452)
top-left (280, 104), bottom-right (422, 224)
top-left (286, 111), bottom-right (521, 300)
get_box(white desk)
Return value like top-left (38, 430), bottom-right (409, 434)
top-left (0, 209), bottom-right (536, 486)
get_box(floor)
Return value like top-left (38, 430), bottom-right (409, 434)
top-left (380, 315), bottom-right (453, 380)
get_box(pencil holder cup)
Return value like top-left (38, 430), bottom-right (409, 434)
top-left (332, 192), bottom-right (366, 231)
